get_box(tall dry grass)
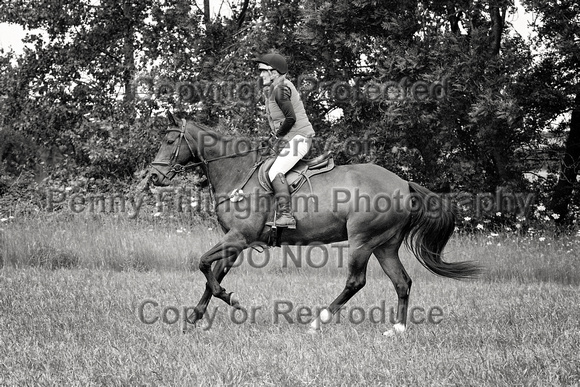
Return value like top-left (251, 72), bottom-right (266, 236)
top-left (0, 212), bottom-right (219, 272)
top-left (1, 212), bottom-right (579, 285)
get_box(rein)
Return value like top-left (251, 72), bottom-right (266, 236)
top-left (151, 119), bottom-right (270, 207)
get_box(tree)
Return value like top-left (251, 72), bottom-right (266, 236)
top-left (0, 0), bottom-right (568, 229)
top-left (520, 0), bottom-right (580, 224)
top-left (0, 0), bottom-right (208, 182)
top-left (284, 0), bottom-right (532, 194)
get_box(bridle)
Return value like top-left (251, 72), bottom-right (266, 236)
top-left (150, 119), bottom-right (200, 182)
top-left (150, 118), bottom-right (270, 206)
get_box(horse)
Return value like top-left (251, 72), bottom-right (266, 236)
top-left (148, 114), bottom-right (481, 336)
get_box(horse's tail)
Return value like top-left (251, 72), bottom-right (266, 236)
top-left (401, 182), bottom-right (482, 279)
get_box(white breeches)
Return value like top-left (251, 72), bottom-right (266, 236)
top-left (268, 135), bottom-right (312, 181)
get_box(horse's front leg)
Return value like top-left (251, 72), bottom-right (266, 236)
top-left (187, 253), bottom-right (239, 327)
top-left (198, 230), bottom-right (247, 308)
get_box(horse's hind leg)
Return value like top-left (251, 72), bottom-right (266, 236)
top-left (309, 241), bottom-right (372, 332)
top-left (373, 242), bottom-right (412, 336)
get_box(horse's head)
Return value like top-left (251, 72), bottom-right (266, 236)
top-left (150, 112), bottom-right (200, 186)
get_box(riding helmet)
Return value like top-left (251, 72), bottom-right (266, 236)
top-left (254, 53), bottom-right (288, 74)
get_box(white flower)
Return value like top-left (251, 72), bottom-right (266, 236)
top-left (495, 212), bottom-right (502, 216)
top-left (515, 223), bottom-right (521, 229)
top-left (476, 224), bottom-right (484, 230)
top-left (0, 218), bottom-right (7, 222)
top-left (490, 233), bottom-right (499, 237)
top-left (539, 237), bottom-right (546, 242)
top-left (464, 217), bottom-right (471, 222)
top-left (551, 213), bottom-right (560, 219)
top-left (537, 204), bottom-right (546, 212)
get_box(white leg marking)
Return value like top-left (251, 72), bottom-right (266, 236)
top-left (308, 308), bottom-right (331, 333)
top-left (382, 322), bottom-right (406, 337)
top-left (319, 308), bottom-right (332, 323)
top-left (230, 293), bottom-right (240, 309)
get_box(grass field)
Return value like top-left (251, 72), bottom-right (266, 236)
top-left (1, 213), bottom-right (580, 386)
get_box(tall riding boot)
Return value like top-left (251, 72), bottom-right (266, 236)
top-left (267, 173), bottom-right (296, 228)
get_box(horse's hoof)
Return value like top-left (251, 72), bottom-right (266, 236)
top-left (186, 310), bottom-right (201, 324)
top-left (229, 293), bottom-right (241, 309)
top-left (181, 321), bottom-right (200, 333)
top-left (382, 323), bottom-right (406, 337)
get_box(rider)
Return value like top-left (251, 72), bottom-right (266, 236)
top-left (255, 53), bottom-right (315, 228)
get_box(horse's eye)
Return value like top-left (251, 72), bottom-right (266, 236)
top-left (167, 138), bottom-right (175, 144)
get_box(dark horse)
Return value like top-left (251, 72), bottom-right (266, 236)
top-left (149, 115), bottom-right (480, 335)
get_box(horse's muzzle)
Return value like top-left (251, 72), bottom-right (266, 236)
top-left (149, 171), bottom-right (170, 187)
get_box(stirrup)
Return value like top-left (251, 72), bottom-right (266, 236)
top-left (265, 221), bottom-right (297, 229)
top-left (266, 214), bottom-right (297, 229)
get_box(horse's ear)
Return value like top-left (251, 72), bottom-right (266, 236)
top-left (166, 110), bottom-right (178, 127)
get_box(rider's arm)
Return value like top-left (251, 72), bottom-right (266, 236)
top-left (274, 85), bottom-right (296, 137)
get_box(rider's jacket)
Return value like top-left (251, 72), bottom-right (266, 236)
top-left (264, 75), bottom-right (315, 141)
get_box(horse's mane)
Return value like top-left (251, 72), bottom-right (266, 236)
top-left (189, 120), bottom-right (259, 146)
top-left (190, 121), bottom-right (223, 137)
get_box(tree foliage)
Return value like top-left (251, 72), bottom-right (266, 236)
top-left (518, 0), bottom-right (580, 224)
top-left (0, 0), bottom-right (578, 226)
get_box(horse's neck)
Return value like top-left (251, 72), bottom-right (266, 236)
top-left (191, 125), bottom-right (257, 196)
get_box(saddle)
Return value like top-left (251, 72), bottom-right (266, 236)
top-left (258, 151), bottom-right (335, 194)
